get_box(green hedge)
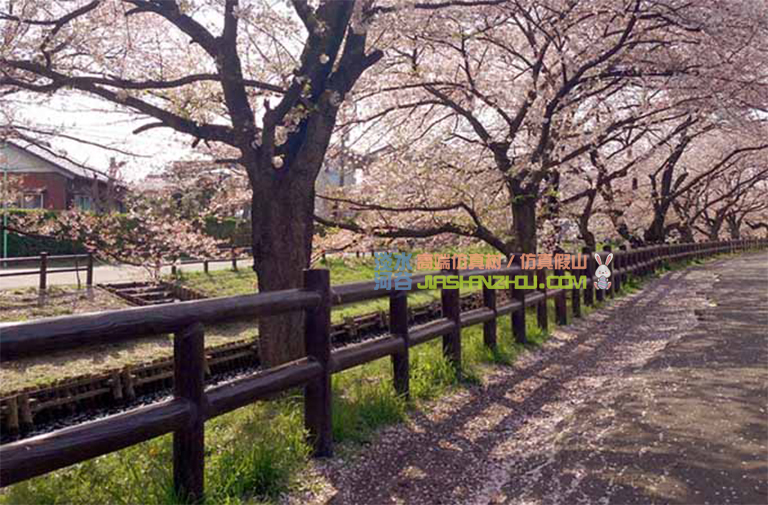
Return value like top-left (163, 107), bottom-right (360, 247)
top-left (4, 231), bottom-right (85, 257)
top-left (2, 209), bottom-right (85, 257)
top-left (1, 211), bottom-right (251, 257)
top-left (204, 217), bottom-right (251, 246)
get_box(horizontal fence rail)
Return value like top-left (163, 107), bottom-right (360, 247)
top-left (0, 247), bottom-right (399, 284)
top-left (0, 238), bottom-right (765, 501)
top-left (0, 252), bottom-right (94, 290)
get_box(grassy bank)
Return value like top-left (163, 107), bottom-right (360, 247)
top-left (174, 256), bottom-right (482, 324)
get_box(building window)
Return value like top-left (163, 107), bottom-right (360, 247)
top-left (74, 194), bottom-right (94, 211)
top-left (20, 193), bottom-right (44, 209)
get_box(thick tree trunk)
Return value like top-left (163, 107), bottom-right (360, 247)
top-left (726, 215), bottom-right (741, 239)
top-left (579, 218), bottom-right (596, 250)
top-left (644, 203), bottom-right (670, 244)
top-left (679, 225), bottom-right (695, 243)
top-left (251, 167), bottom-right (316, 367)
top-left (706, 223), bottom-right (722, 242)
top-left (512, 196), bottom-right (538, 253)
top-left (578, 190), bottom-right (597, 249)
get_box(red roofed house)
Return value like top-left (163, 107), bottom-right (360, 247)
top-left (1, 140), bottom-right (124, 212)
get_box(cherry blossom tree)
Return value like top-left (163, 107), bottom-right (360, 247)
top-left (4, 0), bottom-right (767, 364)
top-left (322, 0), bottom-right (768, 252)
top-left (325, 1), bottom-right (729, 251)
top-left (1, 0), bottom-right (514, 365)
top-left (0, 0), bottom-right (387, 365)
top-left (17, 190), bottom-right (225, 279)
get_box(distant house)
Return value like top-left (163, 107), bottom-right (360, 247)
top-left (0, 141), bottom-right (124, 212)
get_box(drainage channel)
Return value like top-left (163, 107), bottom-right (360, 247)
top-left (1, 287), bottom-right (497, 443)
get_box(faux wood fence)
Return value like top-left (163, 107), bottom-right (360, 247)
top-left (170, 247), bottom-right (252, 275)
top-left (0, 252), bottom-right (94, 290)
top-left (0, 239), bottom-right (765, 501)
top-left (171, 248), bottom-right (397, 275)
top-left (0, 289), bottom-right (490, 437)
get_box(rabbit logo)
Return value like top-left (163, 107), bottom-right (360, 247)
top-left (594, 252), bottom-right (613, 291)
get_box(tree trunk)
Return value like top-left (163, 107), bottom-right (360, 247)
top-left (579, 218), bottom-right (596, 250)
top-left (512, 196), bottom-right (538, 253)
top-left (727, 215), bottom-right (741, 239)
top-left (706, 223), bottom-right (722, 242)
top-left (578, 190), bottom-right (597, 249)
top-left (251, 167), bottom-right (316, 367)
top-left (679, 224), bottom-right (695, 243)
top-left (644, 203), bottom-right (669, 244)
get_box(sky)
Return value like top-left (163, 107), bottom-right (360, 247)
top-left (16, 93), bottom-right (195, 182)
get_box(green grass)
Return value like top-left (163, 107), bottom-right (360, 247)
top-left (174, 257), bottom-right (482, 324)
top-left (174, 257), bottom-right (378, 298)
top-left (2, 400), bottom-right (310, 505)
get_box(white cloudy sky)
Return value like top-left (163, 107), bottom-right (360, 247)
top-left (16, 93), bottom-right (196, 182)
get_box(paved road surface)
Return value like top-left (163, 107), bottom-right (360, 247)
top-left (303, 251), bottom-right (768, 505)
top-left (0, 259), bottom-right (242, 290)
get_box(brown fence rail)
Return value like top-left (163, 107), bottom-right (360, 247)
top-left (0, 252), bottom-right (94, 290)
top-left (0, 239), bottom-right (765, 501)
top-left (171, 247), bottom-right (396, 274)
top-left (0, 248), bottom-right (391, 284)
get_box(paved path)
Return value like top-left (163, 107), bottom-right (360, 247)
top-left (0, 260), bottom-right (240, 289)
top-left (302, 252), bottom-right (768, 504)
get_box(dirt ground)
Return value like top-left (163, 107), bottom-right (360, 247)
top-left (291, 251), bottom-right (768, 505)
top-left (0, 285), bottom-right (128, 323)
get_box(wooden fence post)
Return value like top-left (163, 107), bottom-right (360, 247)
top-left (441, 268), bottom-right (462, 371)
top-left (39, 252), bottom-right (48, 291)
top-left (655, 246), bottom-right (662, 272)
top-left (582, 247), bottom-right (594, 307)
top-left (510, 262), bottom-right (528, 344)
top-left (304, 269), bottom-right (332, 457)
top-left (482, 277), bottom-right (497, 350)
top-left (203, 260), bottom-right (209, 274)
top-left (173, 323), bottom-right (205, 503)
top-left (86, 252), bottom-right (94, 287)
top-left (570, 257), bottom-right (582, 318)
top-left (553, 265), bottom-right (568, 326)
top-left (536, 268), bottom-right (549, 331)
top-left (657, 245), bottom-right (664, 271)
top-left (639, 248), bottom-right (647, 276)
top-left (389, 289), bottom-right (410, 399)
top-left (616, 245), bottom-right (627, 293)
top-left (648, 247), bottom-right (655, 274)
